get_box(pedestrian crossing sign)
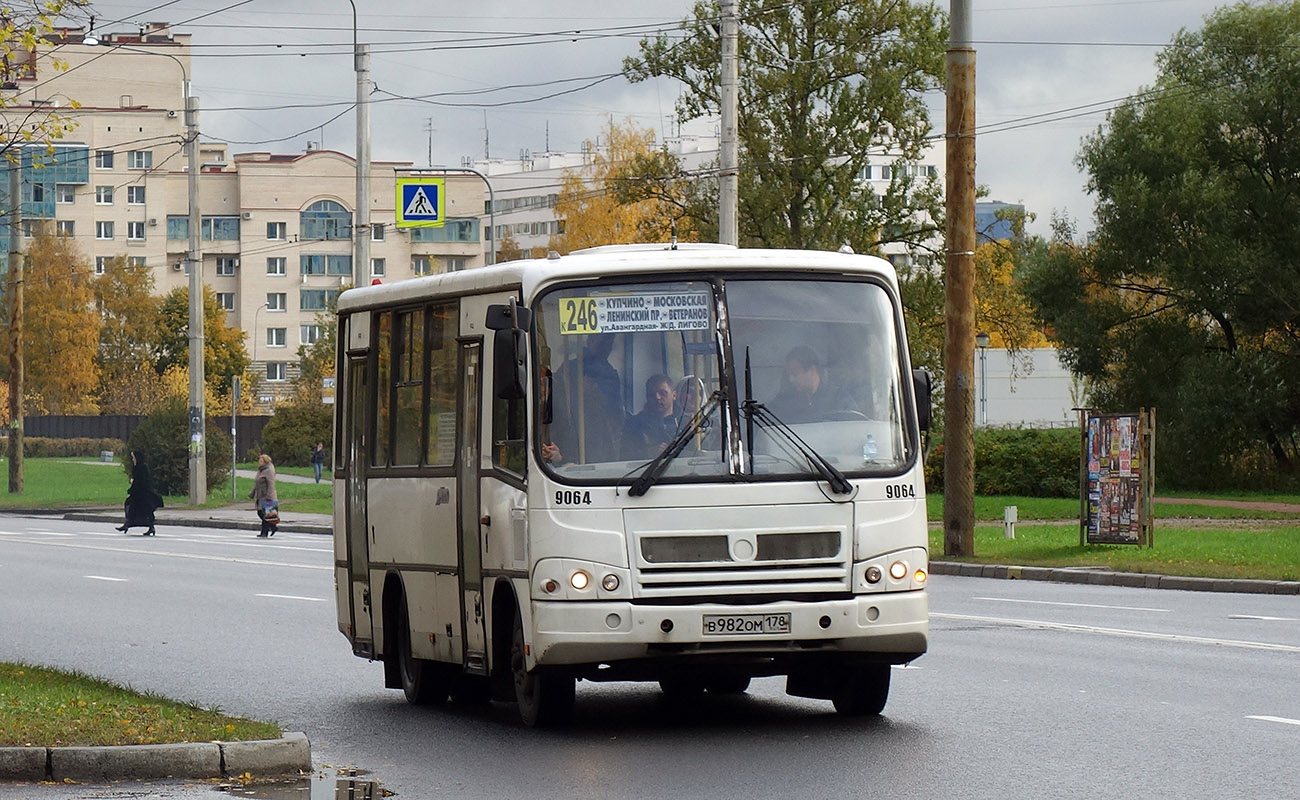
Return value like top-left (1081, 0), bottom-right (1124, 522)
top-left (395, 177), bottom-right (445, 228)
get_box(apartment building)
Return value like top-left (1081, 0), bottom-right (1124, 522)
top-left (0, 25), bottom-right (487, 409)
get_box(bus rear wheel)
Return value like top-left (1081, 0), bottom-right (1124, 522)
top-left (394, 600), bottom-right (451, 706)
top-left (511, 613), bottom-right (574, 727)
top-left (831, 663), bottom-right (891, 716)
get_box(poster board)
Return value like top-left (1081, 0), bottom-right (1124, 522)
top-left (1079, 408), bottom-right (1155, 547)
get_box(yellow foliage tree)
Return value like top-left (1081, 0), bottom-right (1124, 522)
top-left (5, 225), bottom-right (100, 414)
top-left (550, 118), bottom-right (700, 254)
top-left (974, 238), bottom-right (1050, 353)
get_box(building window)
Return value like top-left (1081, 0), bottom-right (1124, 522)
top-left (202, 217), bottom-right (240, 241)
top-left (267, 221), bottom-right (286, 240)
top-left (126, 221), bottom-right (146, 240)
top-left (127, 186), bottom-right (146, 205)
top-left (370, 257), bottom-right (385, 277)
top-left (95, 150), bottom-right (113, 169)
top-left (267, 257), bottom-right (286, 276)
top-left (266, 362), bottom-right (286, 382)
top-left (371, 225), bottom-right (384, 242)
top-left (267, 327), bottom-right (287, 348)
top-left (128, 256), bottom-right (146, 269)
top-left (95, 186), bottom-right (113, 204)
top-left (327, 255), bottom-right (351, 275)
top-left (31, 183), bottom-right (45, 204)
top-left (166, 216), bottom-right (187, 239)
top-left (55, 184), bottom-right (75, 204)
top-left (95, 221), bottom-right (114, 240)
top-left (95, 256), bottom-right (111, 275)
top-left (412, 255), bottom-right (433, 276)
top-left (56, 220), bottom-right (74, 236)
top-left (21, 220), bottom-right (36, 238)
top-left (216, 257), bottom-right (237, 276)
top-left (300, 255), bottom-right (325, 276)
top-left (444, 256), bottom-right (468, 272)
top-left (267, 292), bottom-right (287, 311)
top-left (299, 199), bottom-right (351, 240)
top-left (300, 289), bottom-right (337, 311)
top-left (300, 324), bottom-right (321, 345)
top-left (127, 150), bottom-right (152, 169)
top-left (216, 292), bottom-right (235, 311)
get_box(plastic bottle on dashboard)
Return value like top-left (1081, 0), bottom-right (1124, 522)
top-left (862, 434), bottom-right (878, 463)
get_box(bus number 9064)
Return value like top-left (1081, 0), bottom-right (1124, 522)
top-left (555, 490), bottom-right (592, 506)
top-left (885, 484), bottom-right (916, 499)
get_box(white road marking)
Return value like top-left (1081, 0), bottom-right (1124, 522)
top-left (0, 538), bottom-right (330, 570)
top-left (974, 596), bottom-right (1170, 613)
top-left (933, 612), bottom-right (1300, 653)
top-left (257, 593), bottom-right (327, 602)
top-left (85, 575), bottom-right (127, 582)
top-left (1229, 615), bottom-right (1299, 622)
top-left (1246, 716), bottom-right (1300, 727)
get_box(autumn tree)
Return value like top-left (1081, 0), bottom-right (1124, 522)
top-left (0, 2), bottom-right (87, 165)
top-left (1026, 3), bottom-right (1300, 487)
top-left (93, 255), bottom-right (165, 413)
top-left (550, 119), bottom-right (702, 254)
top-left (625, 0), bottom-right (946, 253)
top-left (0, 225), bottom-right (100, 413)
top-left (155, 286), bottom-right (250, 403)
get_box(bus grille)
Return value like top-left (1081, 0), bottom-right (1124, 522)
top-left (634, 530), bottom-right (850, 597)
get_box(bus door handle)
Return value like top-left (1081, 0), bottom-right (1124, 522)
top-left (479, 515), bottom-right (491, 526)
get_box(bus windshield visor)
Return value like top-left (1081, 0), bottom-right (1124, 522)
top-left (535, 280), bottom-right (729, 481)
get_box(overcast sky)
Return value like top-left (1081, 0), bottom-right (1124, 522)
top-left (76, 0), bottom-right (1230, 237)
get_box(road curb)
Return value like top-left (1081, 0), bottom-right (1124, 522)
top-left (61, 512), bottom-right (331, 536)
top-left (930, 561), bottom-right (1300, 595)
top-left (0, 732), bottom-right (309, 781)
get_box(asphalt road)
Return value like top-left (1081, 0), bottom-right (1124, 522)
top-left (1, 514), bottom-right (1297, 799)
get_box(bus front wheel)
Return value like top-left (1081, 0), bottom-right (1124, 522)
top-left (831, 663), bottom-right (891, 716)
top-left (511, 613), bottom-right (574, 727)
top-left (394, 599), bottom-right (451, 706)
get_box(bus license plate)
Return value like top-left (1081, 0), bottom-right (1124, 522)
top-left (702, 613), bottom-right (791, 635)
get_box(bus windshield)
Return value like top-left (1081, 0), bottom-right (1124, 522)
top-left (534, 276), bottom-right (912, 484)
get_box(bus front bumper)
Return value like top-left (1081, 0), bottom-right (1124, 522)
top-left (529, 591), bottom-right (927, 672)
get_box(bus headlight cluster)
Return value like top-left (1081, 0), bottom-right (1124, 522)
top-left (889, 561), bottom-right (908, 581)
top-left (601, 573), bottom-right (620, 592)
top-left (865, 565), bottom-right (883, 584)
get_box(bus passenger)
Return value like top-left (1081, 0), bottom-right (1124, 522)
top-left (543, 334), bottom-right (625, 464)
top-left (622, 374), bottom-right (679, 460)
top-left (769, 345), bottom-right (856, 423)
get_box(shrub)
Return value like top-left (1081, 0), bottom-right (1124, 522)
top-left (125, 397), bottom-right (232, 496)
top-left (259, 403), bottom-right (332, 467)
top-left (924, 427), bottom-right (1079, 498)
top-left (15, 437), bottom-right (126, 458)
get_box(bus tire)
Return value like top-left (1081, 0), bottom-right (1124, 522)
top-left (394, 599), bottom-right (450, 706)
top-left (831, 663), bottom-right (891, 716)
top-left (512, 613), bottom-right (574, 727)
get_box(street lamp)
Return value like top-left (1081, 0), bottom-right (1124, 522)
top-left (975, 331), bottom-right (990, 426)
top-left (83, 33), bottom-right (205, 503)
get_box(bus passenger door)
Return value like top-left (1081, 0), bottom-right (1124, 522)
top-left (344, 354), bottom-right (373, 650)
top-left (458, 341), bottom-right (488, 673)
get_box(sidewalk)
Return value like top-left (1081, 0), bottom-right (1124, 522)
top-left (61, 503), bottom-right (333, 535)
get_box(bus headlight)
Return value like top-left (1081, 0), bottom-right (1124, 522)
top-left (570, 570), bottom-right (590, 591)
top-left (889, 561), bottom-right (908, 581)
top-left (914, 569), bottom-right (928, 584)
top-left (601, 573), bottom-right (620, 592)
top-left (865, 565), bottom-right (882, 584)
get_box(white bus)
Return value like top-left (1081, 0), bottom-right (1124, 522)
top-left (333, 244), bottom-right (932, 726)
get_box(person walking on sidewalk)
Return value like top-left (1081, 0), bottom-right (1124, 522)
top-left (249, 453), bottom-right (279, 537)
top-left (310, 442), bottom-right (326, 483)
top-left (117, 451), bottom-right (162, 536)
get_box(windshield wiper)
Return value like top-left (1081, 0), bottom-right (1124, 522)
top-left (628, 391), bottom-right (725, 497)
top-left (742, 401), bottom-right (854, 495)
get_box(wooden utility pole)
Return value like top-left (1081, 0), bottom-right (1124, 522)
top-left (718, 0), bottom-right (739, 246)
top-left (943, 0), bottom-right (976, 556)
top-left (7, 160), bottom-right (24, 493)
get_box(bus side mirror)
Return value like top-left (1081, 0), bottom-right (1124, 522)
top-left (486, 301), bottom-right (533, 401)
top-left (912, 367), bottom-right (932, 432)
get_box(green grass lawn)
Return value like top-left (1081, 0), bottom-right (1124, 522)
top-left (926, 523), bottom-right (1300, 581)
top-left (926, 493), bottom-right (1300, 522)
top-left (0, 662), bottom-right (280, 747)
top-left (0, 458), bottom-right (332, 515)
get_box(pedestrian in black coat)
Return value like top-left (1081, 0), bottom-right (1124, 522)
top-left (117, 451), bottom-right (162, 536)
